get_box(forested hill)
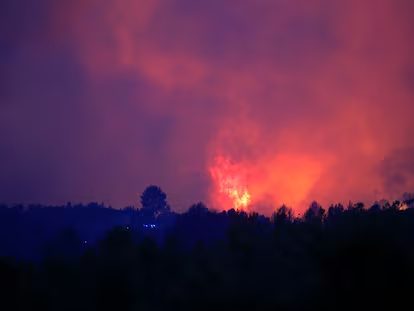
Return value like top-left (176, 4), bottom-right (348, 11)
top-left (1, 187), bottom-right (414, 309)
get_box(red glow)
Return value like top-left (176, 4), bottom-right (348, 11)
top-left (209, 156), bottom-right (251, 210)
top-left (209, 153), bottom-right (325, 214)
top-left (2, 1), bottom-right (414, 213)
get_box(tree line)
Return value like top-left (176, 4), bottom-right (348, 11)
top-left (1, 186), bottom-right (414, 310)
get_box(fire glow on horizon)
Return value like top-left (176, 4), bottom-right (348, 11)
top-left (208, 152), bottom-right (326, 213)
top-left (1, 0), bottom-right (414, 214)
top-left (209, 156), bottom-right (251, 210)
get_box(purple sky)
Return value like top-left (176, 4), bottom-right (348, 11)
top-left (1, 0), bottom-right (414, 213)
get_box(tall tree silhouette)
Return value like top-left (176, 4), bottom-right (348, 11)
top-left (140, 185), bottom-right (170, 219)
top-left (273, 204), bottom-right (293, 226)
top-left (304, 201), bottom-right (325, 224)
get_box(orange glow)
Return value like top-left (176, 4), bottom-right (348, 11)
top-left (209, 156), bottom-right (251, 210)
top-left (35, 0), bottom-right (414, 213)
top-left (209, 153), bottom-right (325, 214)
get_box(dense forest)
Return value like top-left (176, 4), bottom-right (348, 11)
top-left (1, 186), bottom-right (414, 310)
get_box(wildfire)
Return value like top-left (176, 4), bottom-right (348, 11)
top-left (209, 152), bottom-right (324, 214)
top-left (209, 156), bottom-right (251, 210)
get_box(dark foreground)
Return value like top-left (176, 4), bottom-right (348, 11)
top-left (1, 198), bottom-right (414, 310)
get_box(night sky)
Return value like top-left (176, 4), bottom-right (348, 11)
top-left (1, 0), bottom-right (414, 214)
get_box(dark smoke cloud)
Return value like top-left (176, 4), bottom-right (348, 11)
top-left (1, 0), bottom-right (414, 213)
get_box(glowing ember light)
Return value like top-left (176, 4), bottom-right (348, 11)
top-left (209, 156), bottom-right (251, 210)
top-left (209, 152), bottom-right (324, 214)
top-left (400, 203), bottom-right (408, 211)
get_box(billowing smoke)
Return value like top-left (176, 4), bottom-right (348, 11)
top-left (1, 0), bottom-right (414, 213)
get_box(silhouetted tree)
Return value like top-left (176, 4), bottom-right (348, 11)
top-left (187, 202), bottom-right (209, 217)
top-left (304, 201), bottom-right (325, 224)
top-left (273, 204), bottom-right (293, 226)
top-left (327, 203), bottom-right (344, 218)
top-left (2, 194), bottom-right (414, 310)
top-left (402, 192), bottom-right (414, 208)
top-left (140, 185), bottom-right (170, 219)
top-left (347, 201), bottom-right (364, 212)
top-left (369, 202), bottom-right (381, 212)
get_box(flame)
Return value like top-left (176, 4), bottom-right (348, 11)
top-left (209, 156), bottom-right (251, 210)
top-left (209, 153), bottom-right (325, 214)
